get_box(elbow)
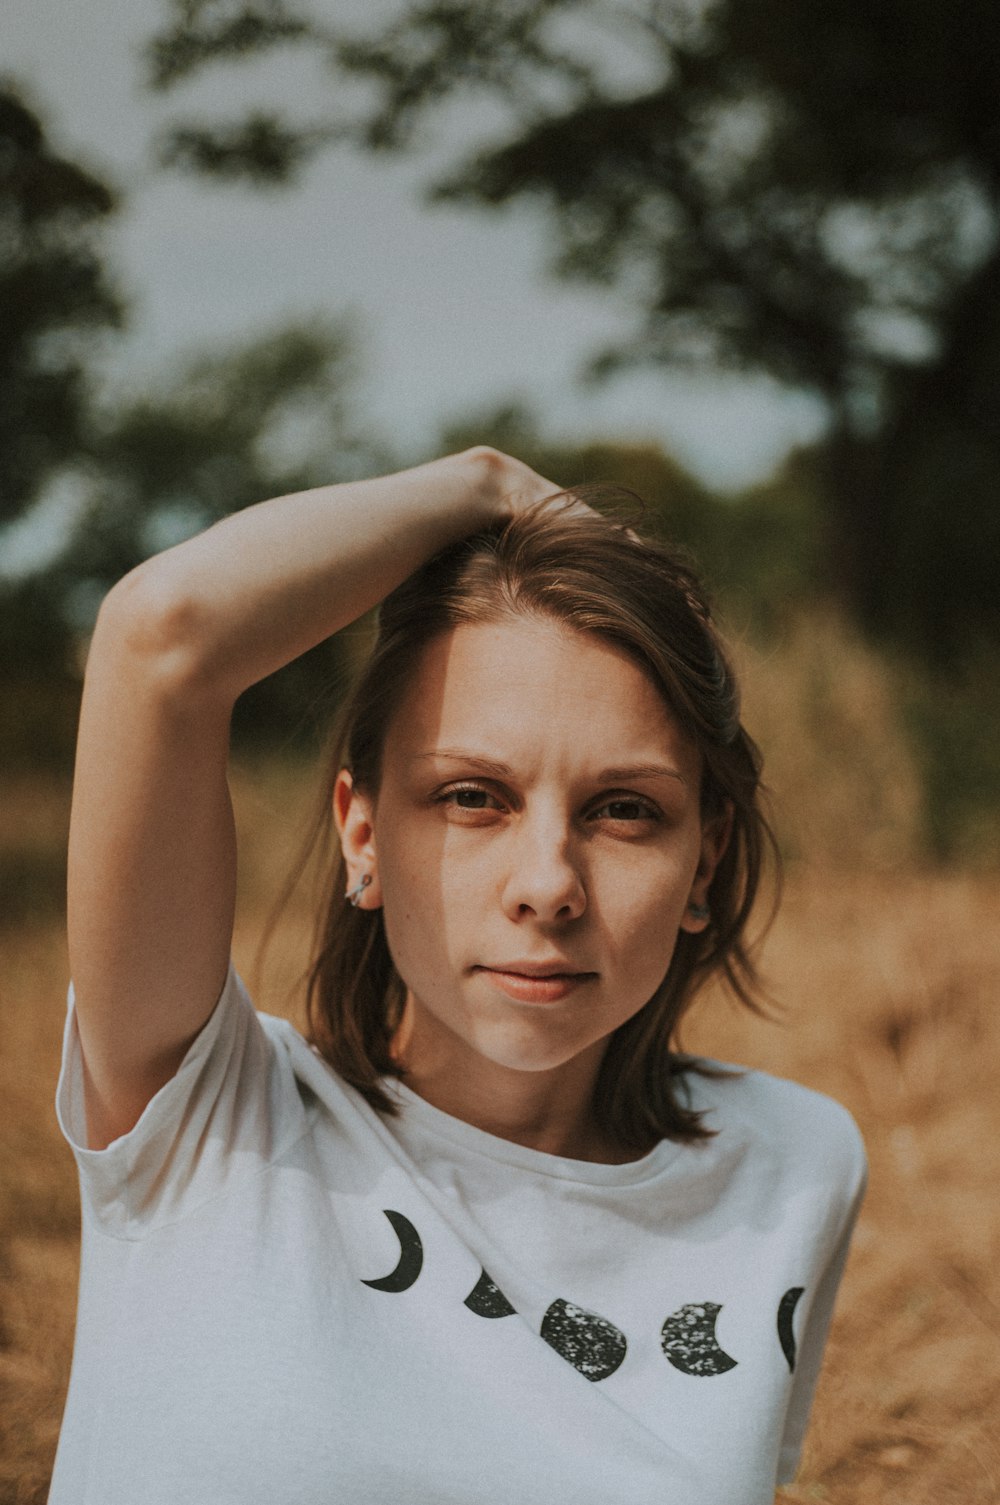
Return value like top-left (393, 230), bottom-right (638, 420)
top-left (462, 444), bottom-right (504, 476)
top-left (90, 562), bottom-right (212, 689)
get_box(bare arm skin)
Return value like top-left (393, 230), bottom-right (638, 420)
top-left (68, 447), bottom-right (555, 1150)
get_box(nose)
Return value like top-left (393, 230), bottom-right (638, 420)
top-left (500, 811), bottom-right (587, 924)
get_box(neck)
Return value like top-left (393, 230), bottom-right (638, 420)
top-left (391, 1004), bottom-right (637, 1164)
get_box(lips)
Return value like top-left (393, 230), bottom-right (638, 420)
top-left (475, 963), bottom-right (597, 1004)
top-left (478, 961), bottom-right (595, 979)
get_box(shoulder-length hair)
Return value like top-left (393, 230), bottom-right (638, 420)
top-left (277, 489), bottom-right (777, 1153)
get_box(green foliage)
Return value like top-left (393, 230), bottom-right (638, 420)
top-left (159, 115), bottom-right (334, 185)
top-left (60, 319), bottom-right (389, 755)
top-left (0, 577), bottom-right (80, 771)
top-left (147, 0), bottom-right (315, 91)
top-left (144, 0), bottom-right (1000, 660)
top-left (436, 400), bottom-right (825, 626)
top-left (0, 85), bottom-right (123, 525)
top-left (56, 318), bottom-right (385, 605)
top-left (902, 647), bottom-right (1000, 866)
top-left (0, 320), bottom-right (390, 766)
top-left (0, 845), bottom-right (67, 928)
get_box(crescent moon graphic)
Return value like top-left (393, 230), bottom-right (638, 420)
top-left (777, 1287), bottom-right (805, 1372)
top-left (661, 1301), bottom-right (738, 1376)
top-left (541, 1298), bottom-right (627, 1382)
top-left (360, 1209), bottom-right (424, 1293)
top-left (463, 1267), bottom-right (517, 1318)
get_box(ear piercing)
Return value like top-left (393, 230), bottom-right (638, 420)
top-left (687, 901), bottom-right (710, 923)
top-left (346, 873), bottom-right (372, 907)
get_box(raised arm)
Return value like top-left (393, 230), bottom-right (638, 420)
top-left (68, 447), bottom-right (552, 1150)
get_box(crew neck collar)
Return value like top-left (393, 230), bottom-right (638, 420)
top-left (379, 1075), bottom-right (685, 1187)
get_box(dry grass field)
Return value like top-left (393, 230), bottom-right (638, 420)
top-left (2, 635), bottom-right (999, 1503)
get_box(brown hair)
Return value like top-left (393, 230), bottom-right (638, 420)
top-left (284, 489), bottom-right (776, 1152)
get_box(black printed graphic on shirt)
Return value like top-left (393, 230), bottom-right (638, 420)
top-left (464, 1268), bottom-right (517, 1318)
top-left (360, 1209), bottom-right (803, 1382)
top-left (660, 1302), bottom-right (738, 1376)
top-left (360, 1210), bottom-right (424, 1292)
top-left (777, 1287), bottom-right (805, 1372)
top-left (540, 1299), bottom-right (628, 1381)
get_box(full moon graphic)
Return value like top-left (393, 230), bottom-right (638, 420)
top-left (360, 1210), bottom-right (424, 1293)
top-left (541, 1299), bottom-right (627, 1381)
top-left (660, 1302), bottom-right (738, 1376)
top-left (777, 1287), bottom-right (805, 1372)
top-left (464, 1268), bottom-right (517, 1318)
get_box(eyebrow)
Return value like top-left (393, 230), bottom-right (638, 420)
top-left (411, 749), bottom-right (688, 786)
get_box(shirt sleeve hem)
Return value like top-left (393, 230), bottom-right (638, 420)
top-left (55, 958), bottom-right (242, 1169)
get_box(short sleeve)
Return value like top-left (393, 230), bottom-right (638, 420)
top-left (56, 961), bottom-right (309, 1239)
top-left (775, 1109), bottom-right (868, 1484)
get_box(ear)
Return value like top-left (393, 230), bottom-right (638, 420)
top-left (679, 802), bottom-right (733, 935)
top-left (332, 768), bottom-right (383, 911)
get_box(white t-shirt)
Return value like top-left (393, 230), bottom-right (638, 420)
top-left (52, 962), bottom-right (866, 1505)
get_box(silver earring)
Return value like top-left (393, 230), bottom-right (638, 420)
top-left (346, 873), bottom-right (372, 907)
top-left (687, 901), bottom-right (710, 923)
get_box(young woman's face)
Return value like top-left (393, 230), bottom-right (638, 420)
top-left (335, 615), bottom-right (725, 1089)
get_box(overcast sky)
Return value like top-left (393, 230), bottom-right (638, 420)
top-left (5, 0), bottom-right (828, 510)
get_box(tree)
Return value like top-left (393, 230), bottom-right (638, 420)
top-left (58, 318), bottom-right (381, 603)
top-left (145, 0), bottom-right (1000, 660)
top-left (46, 319), bottom-right (390, 753)
top-left (0, 85), bottom-right (124, 770)
top-left (0, 85), bottom-right (123, 526)
top-left (436, 398), bottom-right (824, 621)
top-left (2, 297), bottom-right (386, 764)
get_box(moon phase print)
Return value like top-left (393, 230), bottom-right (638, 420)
top-left (360, 1210), bottom-right (424, 1293)
top-left (540, 1299), bottom-right (628, 1381)
top-left (358, 1211), bottom-right (808, 1393)
top-left (777, 1287), bottom-right (805, 1372)
top-left (464, 1268), bottom-right (517, 1318)
top-left (660, 1302), bottom-right (738, 1376)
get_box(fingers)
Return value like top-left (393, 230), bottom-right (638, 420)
top-left (474, 447), bottom-right (644, 541)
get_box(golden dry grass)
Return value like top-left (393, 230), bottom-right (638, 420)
top-left (2, 714), bottom-right (998, 1499)
top-left (687, 869), bottom-right (1000, 1502)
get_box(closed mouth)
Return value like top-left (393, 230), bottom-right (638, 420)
top-left (477, 964), bottom-right (596, 979)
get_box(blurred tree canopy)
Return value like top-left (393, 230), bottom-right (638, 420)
top-left (436, 397), bottom-right (824, 621)
top-left (0, 84), bottom-right (386, 764)
top-left (2, 38), bottom-right (997, 856)
top-left (56, 319), bottom-right (380, 608)
top-left (66, 319), bottom-right (388, 750)
top-left (0, 85), bottom-right (123, 527)
top-left (33, 319), bottom-right (386, 758)
top-left (0, 77), bottom-right (389, 767)
top-left (146, 0), bottom-right (1000, 661)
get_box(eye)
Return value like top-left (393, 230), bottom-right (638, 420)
top-left (436, 782), bottom-right (505, 812)
top-left (592, 795), bottom-right (662, 823)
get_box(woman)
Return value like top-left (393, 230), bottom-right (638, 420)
top-left (53, 447), bottom-right (866, 1503)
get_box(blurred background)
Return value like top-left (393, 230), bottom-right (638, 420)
top-left (2, 2), bottom-right (999, 1500)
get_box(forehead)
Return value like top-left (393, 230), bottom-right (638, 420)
top-left (385, 616), bottom-right (696, 773)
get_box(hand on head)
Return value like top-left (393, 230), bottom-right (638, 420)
top-left (469, 446), bottom-right (638, 537)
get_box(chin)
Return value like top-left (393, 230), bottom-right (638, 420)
top-left (467, 1022), bottom-right (602, 1076)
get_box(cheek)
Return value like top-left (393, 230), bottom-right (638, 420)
top-left (375, 831), bottom-right (463, 987)
top-left (382, 822), bottom-right (489, 925)
top-left (607, 865), bottom-right (694, 980)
